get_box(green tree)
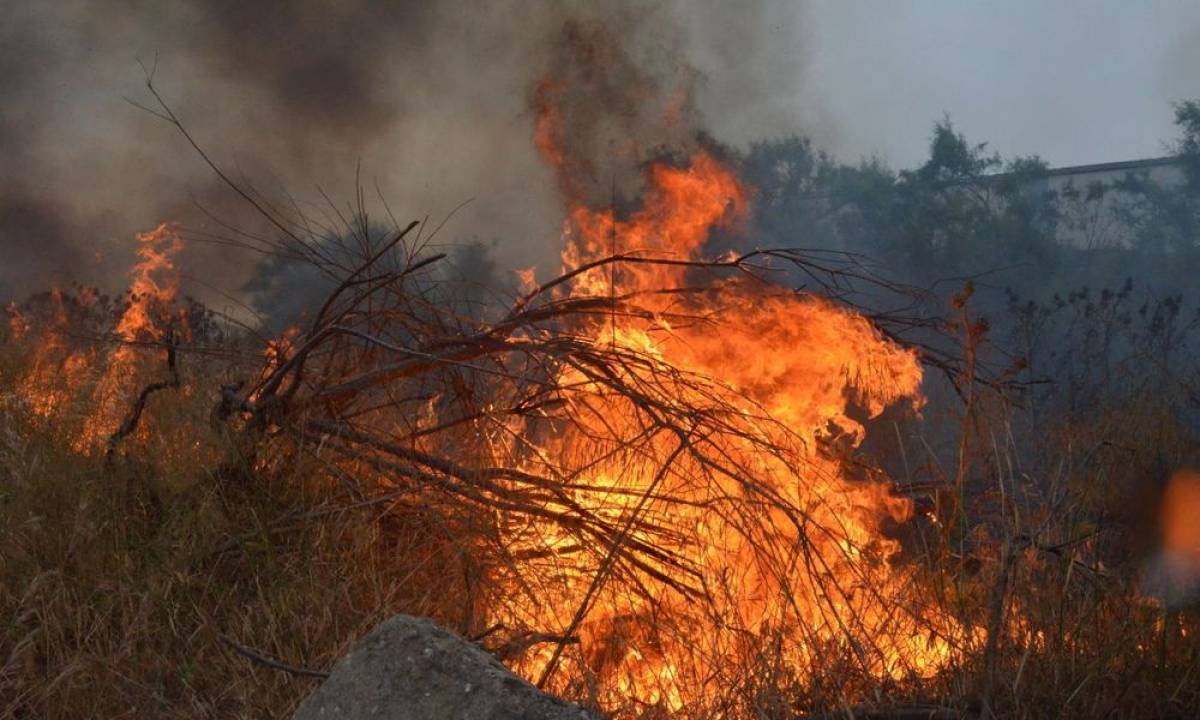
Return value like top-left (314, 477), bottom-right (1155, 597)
top-left (1114, 100), bottom-right (1200, 265)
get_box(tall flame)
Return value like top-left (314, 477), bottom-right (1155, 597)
top-left (503, 121), bottom-right (966, 709)
top-left (76, 223), bottom-right (183, 451)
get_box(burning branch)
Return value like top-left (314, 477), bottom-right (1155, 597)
top-left (133, 73), bottom-right (983, 714)
top-left (201, 225), bottom-right (973, 711)
top-left (104, 335), bottom-right (180, 461)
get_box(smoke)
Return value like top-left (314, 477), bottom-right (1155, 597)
top-left (0, 1), bottom-right (818, 308)
top-left (681, 2), bottom-right (837, 153)
top-left (531, 10), bottom-right (702, 208)
top-left (1163, 19), bottom-right (1200, 117)
top-left (0, 6), bottom-right (83, 296)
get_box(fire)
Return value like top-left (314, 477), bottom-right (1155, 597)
top-left (263, 326), bottom-right (300, 377)
top-left (6, 225), bottom-right (186, 454)
top-left (1, 49), bottom-right (969, 711)
top-left (9, 289), bottom-right (96, 418)
top-left (1144, 469), bottom-right (1200, 607)
top-left (6, 301), bottom-right (30, 340)
top-left (1161, 470), bottom-right (1200, 560)
top-left (76, 223), bottom-right (183, 451)
top-left (499, 121), bottom-right (968, 707)
top-left (515, 267), bottom-right (538, 295)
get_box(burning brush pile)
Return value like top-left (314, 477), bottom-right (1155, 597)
top-left (1, 131), bottom-right (972, 720)
top-left (230, 150), bottom-right (966, 711)
top-left (2, 19), bottom-right (1198, 720)
top-left (0, 78), bottom-right (966, 720)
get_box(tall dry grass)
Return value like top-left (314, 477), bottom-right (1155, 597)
top-left (0, 325), bottom-right (476, 718)
top-left (1, 274), bottom-right (1198, 719)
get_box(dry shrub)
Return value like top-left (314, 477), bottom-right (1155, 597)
top-left (0, 324), bottom-right (454, 718)
top-left (3, 195), bottom-right (1200, 720)
top-left (4, 244), bottom-right (1200, 719)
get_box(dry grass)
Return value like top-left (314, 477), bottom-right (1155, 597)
top-left (1, 266), bottom-right (1199, 720)
top-left (0, 340), bottom-right (476, 718)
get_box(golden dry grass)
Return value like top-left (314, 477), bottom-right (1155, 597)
top-left (1, 314), bottom-right (1198, 719)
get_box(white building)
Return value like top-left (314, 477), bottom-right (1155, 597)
top-left (1026, 156), bottom-right (1187, 249)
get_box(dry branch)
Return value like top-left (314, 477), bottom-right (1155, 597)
top-left (219, 635), bottom-right (330, 679)
top-left (106, 336), bottom-right (181, 460)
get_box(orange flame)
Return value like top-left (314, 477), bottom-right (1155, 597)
top-left (76, 223), bottom-right (183, 451)
top-left (503, 119), bottom-right (966, 708)
top-left (12, 289), bottom-right (94, 418)
top-left (1144, 469), bottom-right (1200, 607)
top-left (1161, 470), bottom-right (1200, 559)
top-left (6, 301), bottom-right (30, 341)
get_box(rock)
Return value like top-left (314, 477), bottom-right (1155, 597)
top-left (293, 615), bottom-right (595, 720)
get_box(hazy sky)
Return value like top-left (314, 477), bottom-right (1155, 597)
top-left (2, 1), bottom-right (1198, 301)
top-left (767, 1), bottom-right (1200, 168)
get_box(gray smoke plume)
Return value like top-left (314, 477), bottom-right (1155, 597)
top-left (0, 1), bottom-right (816, 308)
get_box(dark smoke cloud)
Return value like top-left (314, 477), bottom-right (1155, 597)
top-left (0, 6), bottom-right (78, 296)
top-left (531, 11), bottom-right (702, 208)
top-left (190, 1), bottom-right (436, 159)
top-left (681, 2), bottom-right (837, 153)
top-left (0, 198), bottom-right (78, 293)
top-left (0, 1), bottom-right (814, 307)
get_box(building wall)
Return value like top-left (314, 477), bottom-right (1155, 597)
top-left (1038, 158), bottom-right (1186, 249)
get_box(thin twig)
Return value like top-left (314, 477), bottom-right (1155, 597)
top-left (219, 635), bottom-right (330, 679)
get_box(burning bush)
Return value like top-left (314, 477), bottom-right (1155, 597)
top-left (1, 143), bottom-right (980, 717)
top-left (214, 144), bottom-right (979, 715)
top-left (2, 20), bottom-right (1198, 720)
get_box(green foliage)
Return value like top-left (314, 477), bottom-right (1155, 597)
top-left (1106, 102), bottom-right (1200, 268)
top-left (1174, 99), bottom-right (1200, 189)
top-left (738, 103), bottom-right (1200, 304)
top-left (739, 118), bottom-right (1060, 283)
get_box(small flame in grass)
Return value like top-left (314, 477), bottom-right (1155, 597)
top-left (264, 326), bottom-right (300, 375)
top-left (248, 325), bottom-right (301, 407)
top-left (6, 301), bottom-right (30, 340)
top-left (13, 289), bottom-right (94, 418)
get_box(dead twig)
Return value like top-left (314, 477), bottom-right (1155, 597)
top-left (105, 336), bottom-right (181, 461)
top-left (219, 635), bottom-right (330, 680)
